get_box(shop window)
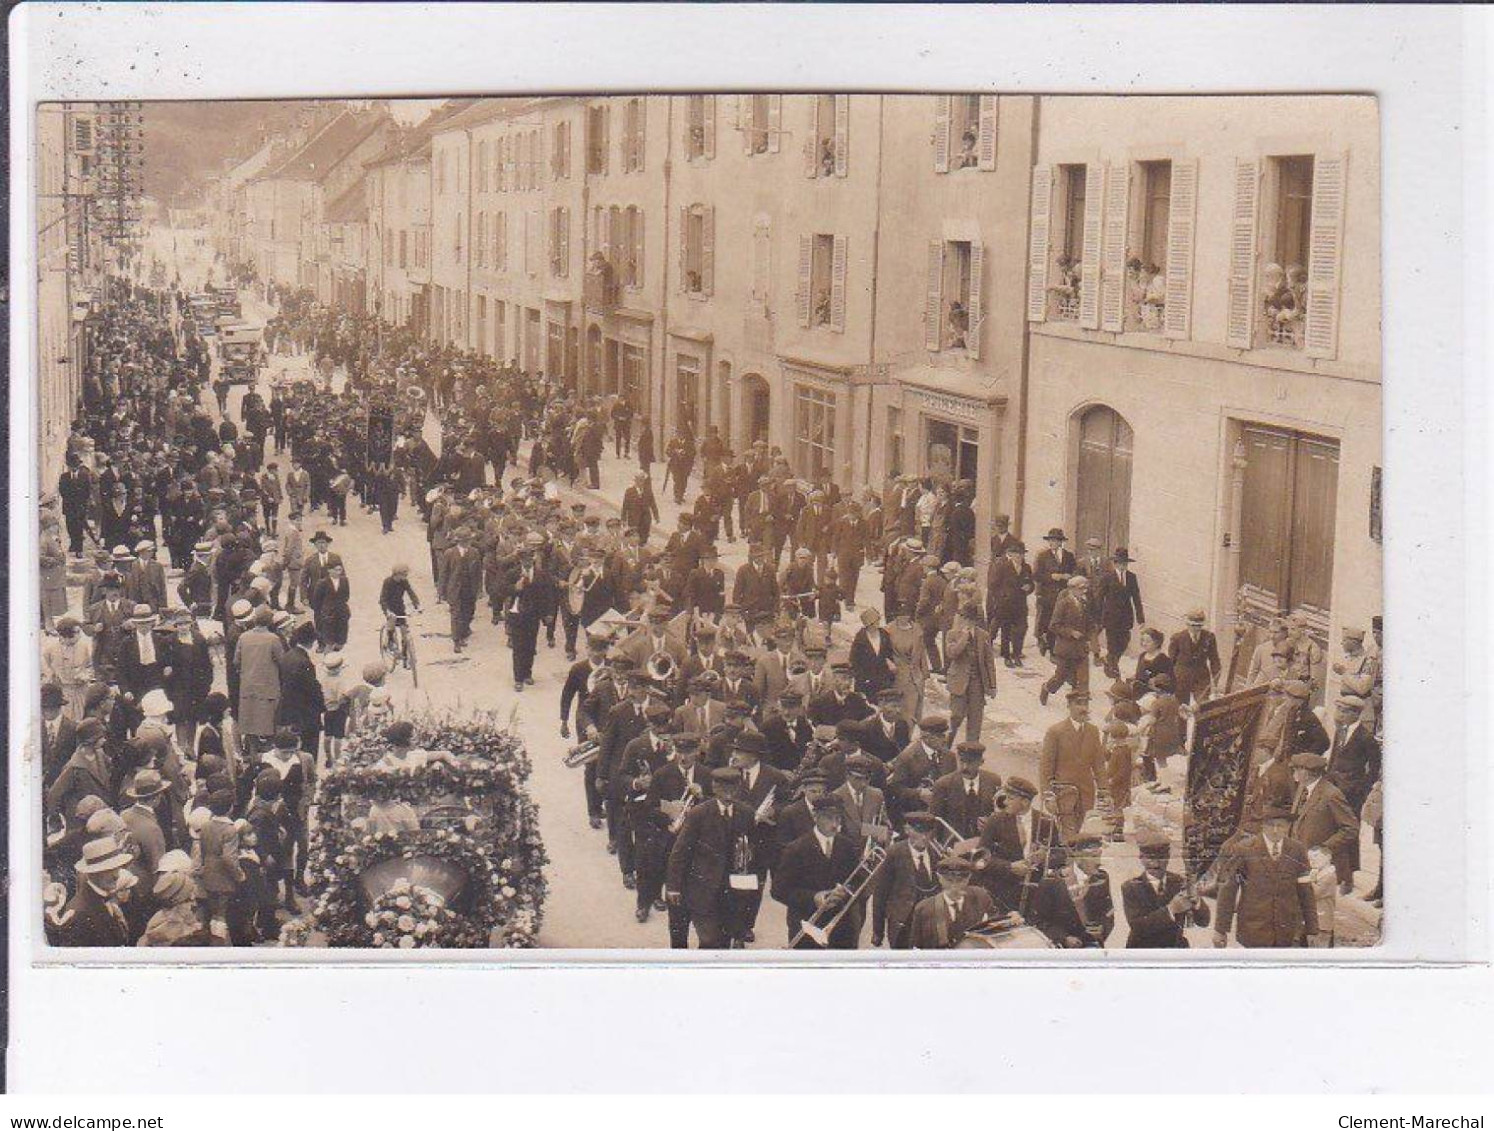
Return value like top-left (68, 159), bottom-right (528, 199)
top-left (794, 385), bottom-right (837, 481)
top-left (924, 418), bottom-right (979, 484)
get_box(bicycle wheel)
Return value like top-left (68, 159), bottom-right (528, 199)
top-left (377, 623), bottom-right (397, 669)
top-left (405, 628), bottom-right (419, 689)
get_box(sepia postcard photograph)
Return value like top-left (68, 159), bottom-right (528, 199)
top-left (26, 88), bottom-right (1385, 956)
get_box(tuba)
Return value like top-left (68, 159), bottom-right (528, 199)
top-left (647, 649), bottom-right (677, 684)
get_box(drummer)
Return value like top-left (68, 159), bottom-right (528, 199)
top-left (907, 854), bottom-right (995, 948)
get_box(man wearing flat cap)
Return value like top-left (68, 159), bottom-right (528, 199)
top-left (1121, 830), bottom-right (1209, 948)
top-left (1168, 608), bottom-right (1222, 706)
top-left (1289, 752), bottom-right (1360, 893)
top-left (886, 715), bottom-right (954, 827)
top-left (907, 854), bottom-right (996, 949)
top-left (1215, 805), bottom-right (1318, 947)
top-left (772, 795), bottom-right (868, 949)
top-left (665, 766), bottom-right (758, 949)
top-left (760, 689), bottom-right (814, 773)
top-left (976, 775), bottom-right (1061, 911)
top-left (1041, 575), bottom-right (1092, 705)
top-left (871, 811), bottom-right (943, 948)
top-left (1327, 693), bottom-right (1381, 827)
top-left (1039, 693), bottom-right (1106, 840)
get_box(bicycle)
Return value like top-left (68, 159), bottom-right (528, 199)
top-left (378, 610), bottom-right (420, 688)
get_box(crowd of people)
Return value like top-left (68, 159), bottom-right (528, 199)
top-left (38, 252), bottom-right (1385, 951)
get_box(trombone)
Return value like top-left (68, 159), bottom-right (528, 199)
top-left (790, 840), bottom-right (889, 948)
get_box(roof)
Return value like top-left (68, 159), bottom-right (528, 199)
top-left (257, 109), bottom-right (388, 184)
top-left (364, 99), bottom-right (478, 168)
top-left (324, 178), bottom-right (367, 223)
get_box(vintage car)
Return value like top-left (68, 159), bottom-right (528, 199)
top-left (217, 324), bottom-right (264, 384)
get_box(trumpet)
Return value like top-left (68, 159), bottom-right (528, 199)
top-left (791, 842), bottom-right (888, 948)
top-left (563, 739), bottom-right (601, 769)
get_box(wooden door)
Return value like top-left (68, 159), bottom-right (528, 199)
top-left (1238, 425), bottom-right (1339, 628)
top-left (1075, 405), bottom-right (1133, 554)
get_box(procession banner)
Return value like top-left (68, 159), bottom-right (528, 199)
top-left (1183, 684), bottom-right (1270, 879)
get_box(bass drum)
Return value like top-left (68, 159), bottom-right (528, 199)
top-left (955, 924), bottom-right (1057, 950)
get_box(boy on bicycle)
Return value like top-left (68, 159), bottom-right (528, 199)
top-left (379, 563), bottom-right (422, 669)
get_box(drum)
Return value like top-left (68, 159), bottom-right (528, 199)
top-left (955, 923), bottom-right (1057, 950)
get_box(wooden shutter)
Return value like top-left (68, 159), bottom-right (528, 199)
top-left (702, 205), bottom-right (716, 295)
top-left (635, 101), bottom-right (646, 172)
top-left (601, 206), bottom-right (612, 262)
top-left (602, 106), bottom-right (610, 174)
top-left (924, 240), bottom-right (945, 350)
top-left (967, 241), bottom-right (985, 359)
top-left (977, 95), bottom-right (997, 171)
top-left (633, 209), bottom-right (645, 286)
top-left (1099, 161), bottom-right (1130, 332)
top-left (830, 235), bottom-right (848, 333)
top-left (804, 98), bottom-right (820, 178)
top-left (741, 96), bottom-right (754, 155)
top-left (1226, 158), bottom-right (1261, 349)
top-left (834, 95), bottom-right (849, 177)
top-left (796, 235), bottom-right (813, 327)
top-left (933, 95), bottom-right (951, 174)
top-left (1026, 165), bottom-right (1053, 322)
top-left (704, 95), bottom-right (716, 159)
top-left (1078, 163), bottom-right (1104, 329)
top-left (560, 207), bottom-right (570, 278)
top-left (534, 130), bottom-right (545, 188)
top-left (1163, 158), bottom-right (1199, 340)
top-left (1305, 152), bottom-right (1347, 359)
top-left (767, 96), bottom-right (782, 153)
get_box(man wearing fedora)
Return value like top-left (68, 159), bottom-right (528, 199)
top-left (1095, 546), bottom-right (1145, 680)
top-left (299, 529), bottom-right (341, 609)
top-left (121, 768), bottom-right (170, 876)
top-left (1169, 607), bottom-right (1222, 705)
top-left (1289, 751), bottom-right (1361, 894)
top-left (1033, 527), bottom-right (1076, 658)
top-left (57, 836), bottom-right (137, 947)
top-left (116, 603), bottom-right (171, 702)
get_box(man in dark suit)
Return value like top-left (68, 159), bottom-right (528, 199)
top-left (40, 684), bottom-right (78, 790)
top-left (123, 541), bottom-right (168, 613)
top-left (907, 854), bottom-right (995, 949)
top-left (1041, 576), bottom-right (1092, 706)
top-left (986, 541), bottom-right (1034, 667)
top-left (730, 543), bottom-right (779, 623)
top-left (597, 672), bottom-right (654, 852)
top-left (885, 715), bottom-right (954, 827)
top-left (55, 837), bottom-right (136, 947)
top-left (665, 766), bottom-right (759, 949)
top-left (760, 690), bottom-right (814, 773)
top-left (1215, 806), bottom-right (1318, 947)
top-left (1032, 528), bottom-right (1076, 657)
top-left (975, 776), bottom-right (1059, 911)
top-left (871, 810), bottom-right (943, 948)
top-left (1121, 830), bottom-right (1209, 947)
top-left (1327, 694), bottom-right (1381, 819)
top-left (929, 742), bottom-right (1002, 840)
top-left (772, 796), bottom-right (869, 949)
top-left (809, 661), bottom-right (872, 728)
top-left (442, 530), bottom-right (485, 652)
top-left (275, 622), bottom-right (326, 758)
top-left (849, 689), bottom-right (912, 767)
top-left (116, 605), bottom-right (172, 701)
top-left (1095, 547), bottom-right (1145, 679)
top-left (299, 530), bottom-right (343, 609)
top-left (647, 733), bottom-right (712, 945)
top-left (620, 471), bottom-right (660, 543)
top-left (58, 454), bottom-right (95, 556)
top-left (613, 706), bottom-right (674, 906)
top-left (85, 575), bottom-right (132, 684)
top-left (1288, 752), bottom-right (1360, 892)
top-left (1168, 608), bottom-right (1222, 705)
top-left (506, 535), bottom-right (560, 689)
top-left (729, 731), bottom-right (788, 940)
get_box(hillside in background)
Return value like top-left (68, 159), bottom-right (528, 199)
top-left (143, 99), bottom-right (323, 204)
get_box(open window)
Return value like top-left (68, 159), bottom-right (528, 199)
top-left (586, 104), bottom-right (610, 175)
top-left (685, 95), bottom-right (716, 161)
top-left (934, 95), bottom-right (997, 173)
top-left (804, 95), bottom-right (848, 178)
top-left (680, 203), bottom-right (714, 296)
top-left (796, 232), bottom-right (848, 332)
top-left (743, 94), bottom-right (781, 156)
top-left (924, 238), bottom-right (984, 357)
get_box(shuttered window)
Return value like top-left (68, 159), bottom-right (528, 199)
top-left (805, 95), bottom-right (849, 178)
top-left (799, 233), bottom-right (838, 329)
top-left (1161, 158), bottom-right (1198, 340)
top-left (681, 205), bottom-right (713, 296)
top-left (1026, 166), bottom-right (1052, 322)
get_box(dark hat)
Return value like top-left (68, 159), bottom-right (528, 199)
top-left (1149, 673), bottom-right (1174, 693)
top-left (936, 855), bottom-right (975, 876)
top-left (41, 683), bottom-right (65, 710)
top-left (1113, 700), bottom-right (1142, 724)
top-left (1290, 752), bottom-right (1327, 773)
top-left (846, 752), bottom-right (878, 776)
top-left (778, 690), bottom-right (803, 707)
top-left (1107, 678), bottom-right (1137, 701)
top-left (310, 530), bottom-right (333, 544)
top-left (834, 719), bottom-right (862, 741)
top-left (688, 675), bottom-right (716, 692)
top-left (725, 650), bottom-right (753, 666)
top-left (645, 702), bottom-right (674, 725)
top-left (1262, 804), bottom-right (1294, 824)
top-left (384, 721), bottom-right (416, 746)
top-left (810, 795), bottom-right (843, 814)
top-left (672, 733), bottom-right (702, 752)
top-left (732, 731), bottom-right (769, 759)
top-left (876, 687), bottom-right (904, 706)
top-left (1283, 680), bottom-right (1312, 701)
top-left (1007, 541), bottom-right (1026, 555)
top-left (273, 727), bottom-right (301, 751)
top-left (1066, 690), bottom-right (1091, 704)
top-left (1071, 833), bottom-right (1105, 852)
top-left (76, 717), bottom-right (105, 744)
top-left (725, 698), bottom-right (752, 716)
top-left (904, 810), bottom-right (938, 831)
top-left (695, 623), bottom-right (717, 639)
top-left (1004, 776), bottom-right (1037, 800)
top-left (797, 769), bottom-right (829, 788)
top-left (955, 741), bottom-right (986, 761)
top-left (711, 766), bottom-right (743, 785)
top-left (830, 661), bottom-right (853, 674)
top-left (1044, 527), bottom-right (1068, 542)
top-left (918, 715), bottom-right (949, 734)
top-left (1112, 547), bottom-right (1135, 563)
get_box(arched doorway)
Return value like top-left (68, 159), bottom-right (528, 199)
top-left (716, 360), bottom-right (733, 448)
top-left (743, 373), bottom-right (771, 447)
top-left (1074, 404), bottom-right (1133, 556)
